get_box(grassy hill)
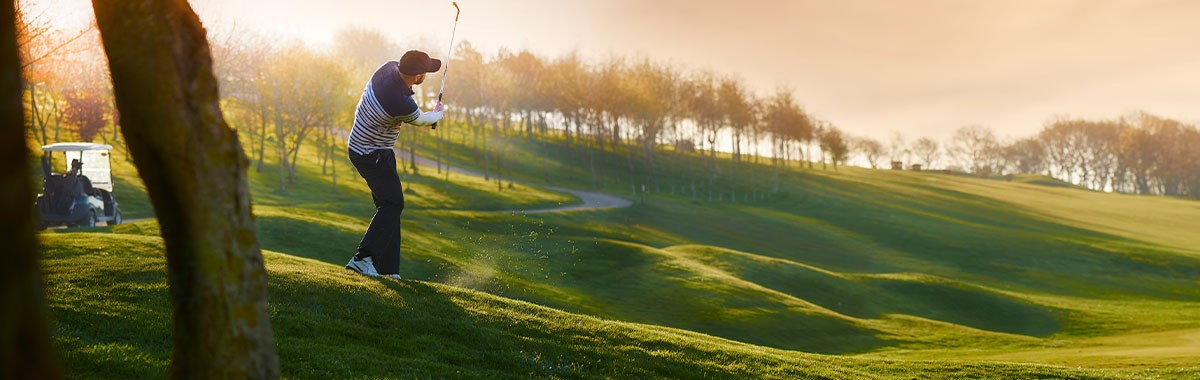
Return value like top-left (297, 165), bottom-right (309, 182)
top-left (40, 232), bottom-right (1194, 379)
top-left (37, 122), bottom-right (1200, 377)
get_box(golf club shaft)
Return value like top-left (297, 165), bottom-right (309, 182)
top-left (437, 17), bottom-right (457, 101)
top-left (432, 2), bottom-right (460, 129)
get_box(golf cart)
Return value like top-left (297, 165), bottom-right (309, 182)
top-left (35, 143), bottom-right (122, 228)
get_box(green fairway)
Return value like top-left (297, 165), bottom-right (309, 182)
top-left (38, 123), bottom-right (1200, 377)
top-left (40, 233), bottom-right (1198, 379)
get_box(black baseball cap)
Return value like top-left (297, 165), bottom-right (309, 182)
top-left (397, 50), bottom-right (442, 76)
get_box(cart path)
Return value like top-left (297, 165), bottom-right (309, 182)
top-left (394, 149), bottom-right (632, 214)
top-left (117, 149), bottom-right (633, 226)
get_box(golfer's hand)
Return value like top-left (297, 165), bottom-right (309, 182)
top-left (434, 103), bottom-right (446, 112)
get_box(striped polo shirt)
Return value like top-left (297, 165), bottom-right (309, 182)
top-left (347, 61), bottom-right (422, 155)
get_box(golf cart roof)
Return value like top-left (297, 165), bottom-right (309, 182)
top-left (41, 143), bottom-right (113, 152)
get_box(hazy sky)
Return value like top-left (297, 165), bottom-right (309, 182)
top-left (45, 0), bottom-right (1200, 141)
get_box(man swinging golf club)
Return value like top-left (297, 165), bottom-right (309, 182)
top-left (344, 50), bottom-right (445, 279)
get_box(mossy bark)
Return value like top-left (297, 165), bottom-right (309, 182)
top-left (90, 0), bottom-right (278, 378)
top-left (0, 1), bottom-right (62, 378)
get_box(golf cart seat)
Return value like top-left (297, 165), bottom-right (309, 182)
top-left (78, 172), bottom-right (98, 196)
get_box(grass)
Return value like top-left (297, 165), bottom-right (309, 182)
top-left (35, 121), bottom-right (1200, 377)
top-left (394, 126), bottom-right (1200, 358)
top-left (93, 136), bottom-right (577, 221)
top-left (40, 233), bottom-right (1196, 379)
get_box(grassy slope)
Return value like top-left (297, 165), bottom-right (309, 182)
top-left (42, 232), bottom-right (1190, 379)
top-left (39, 123), bottom-right (1200, 376)
top-left (399, 127), bottom-right (1200, 363)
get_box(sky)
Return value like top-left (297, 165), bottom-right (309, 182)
top-left (35, 0), bottom-right (1200, 142)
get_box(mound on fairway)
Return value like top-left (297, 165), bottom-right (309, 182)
top-left (39, 232), bottom-right (1171, 379)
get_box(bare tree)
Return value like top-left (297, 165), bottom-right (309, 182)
top-left (888, 130), bottom-right (908, 166)
top-left (1039, 117), bottom-right (1087, 183)
top-left (1145, 117), bottom-right (1193, 196)
top-left (1084, 120), bottom-right (1121, 191)
top-left (763, 89), bottom-right (809, 191)
top-left (91, 0), bottom-right (278, 377)
top-left (718, 77), bottom-right (753, 163)
top-left (1039, 117), bottom-right (1124, 190)
top-left (1002, 137), bottom-right (1047, 175)
top-left (624, 59), bottom-right (675, 188)
top-left (948, 125), bottom-right (1000, 176)
top-left (445, 41), bottom-right (488, 175)
top-left (853, 136), bottom-right (886, 169)
top-left (1116, 114), bottom-right (1157, 194)
top-left (546, 51), bottom-right (589, 161)
top-left (18, 1), bottom-right (101, 146)
top-left (334, 27), bottom-right (399, 82)
top-left (910, 137), bottom-right (940, 169)
top-left (24, 77), bottom-right (64, 144)
top-left (686, 72), bottom-right (723, 174)
top-left (16, 0), bottom-right (90, 70)
top-left (211, 28), bottom-right (275, 172)
top-left (269, 45), bottom-right (349, 185)
top-left (819, 126), bottom-right (849, 170)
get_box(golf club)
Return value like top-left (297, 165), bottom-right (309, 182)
top-left (432, 1), bottom-right (460, 130)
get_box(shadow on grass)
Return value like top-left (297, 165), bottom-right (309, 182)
top-left (41, 234), bottom-right (172, 378)
top-left (40, 234), bottom-right (846, 379)
top-left (595, 173), bottom-right (1200, 302)
top-left (264, 262), bottom-right (867, 379)
top-left (496, 237), bottom-right (890, 353)
top-left (674, 245), bottom-right (1062, 337)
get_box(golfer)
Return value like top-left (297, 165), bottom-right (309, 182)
top-left (344, 50), bottom-right (445, 279)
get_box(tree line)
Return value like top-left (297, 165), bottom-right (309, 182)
top-left (22, 22), bottom-right (1200, 200)
top-left (877, 114), bottom-right (1199, 198)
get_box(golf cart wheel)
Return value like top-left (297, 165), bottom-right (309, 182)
top-left (85, 210), bottom-right (97, 228)
top-left (112, 208), bottom-right (122, 225)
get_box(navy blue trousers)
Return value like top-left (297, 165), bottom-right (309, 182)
top-left (349, 148), bottom-right (404, 274)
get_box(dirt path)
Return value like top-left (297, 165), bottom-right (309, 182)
top-left (395, 149), bottom-right (632, 214)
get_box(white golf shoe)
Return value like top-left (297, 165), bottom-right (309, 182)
top-left (345, 256), bottom-right (380, 277)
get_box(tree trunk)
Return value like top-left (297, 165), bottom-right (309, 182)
top-left (288, 142), bottom-right (300, 184)
top-left (28, 82), bottom-right (46, 145)
top-left (616, 116), bottom-right (624, 148)
top-left (472, 112), bottom-right (480, 166)
top-left (435, 118), bottom-right (443, 174)
top-left (91, 1), bottom-right (280, 378)
top-left (274, 104), bottom-right (285, 191)
top-left (320, 126), bottom-right (327, 175)
top-left (52, 98), bottom-right (60, 142)
top-left (590, 148), bottom-right (597, 189)
top-left (408, 129), bottom-right (417, 174)
top-left (1, 3), bottom-right (63, 376)
top-left (330, 134), bottom-right (338, 193)
top-left (112, 101), bottom-right (120, 142)
top-left (733, 130), bottom-right (741, 162)
top-left (257, 102), bottom-right (266, 172)
top-left (483, 115), bottom-right (491, 181)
